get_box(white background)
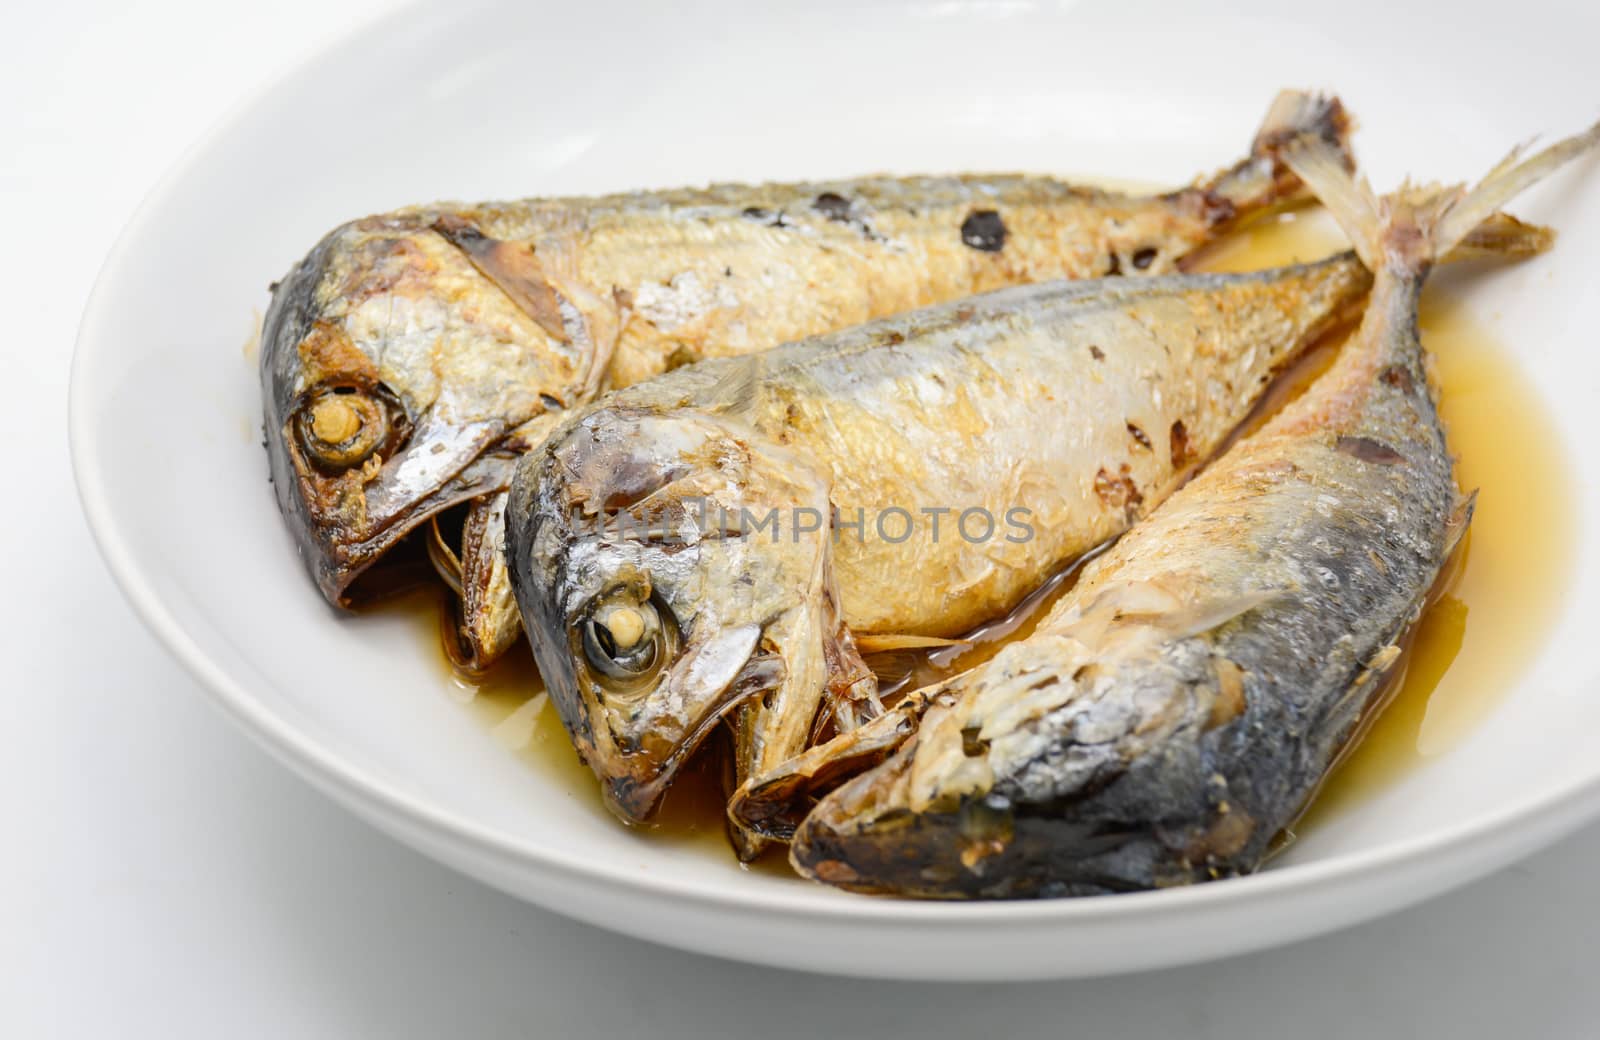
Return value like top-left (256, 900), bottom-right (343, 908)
top-left (8, 0), bottom-right (1599, 1035)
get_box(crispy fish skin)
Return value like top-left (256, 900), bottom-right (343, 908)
top-left (787, 126), bottom-right (1597, 898)
top-left (261, 91), bottom-right (1353, 670)
top-left (506, 251), bottom-right (1380, 828)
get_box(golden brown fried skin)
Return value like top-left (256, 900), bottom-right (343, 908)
top-left (785, 127), bottom-right (1592, 899)
top-left (507, 252), bottom-right (1374, 841)
top-left (261, 91), bottom-right (1354, 669)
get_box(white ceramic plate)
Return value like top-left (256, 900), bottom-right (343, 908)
top-left (71, 0), bottom-right (1600, 980)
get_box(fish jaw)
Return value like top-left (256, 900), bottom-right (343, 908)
top-left (260, 215), bottom-right (596, 605)
top-left (731, 682), bottom-right (944, 843)
top-left (440, 410), bottom-right (572, 670)
top-left (505, 405), bottom-right (855, 821)
top-left (265, 396), bottom-right (511, 605)
top-left (437, 491), bottom-right (523, 673)
top-left (1195, 90), bottom-right (1354, 219)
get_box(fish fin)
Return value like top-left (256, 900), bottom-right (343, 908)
top-left (432, 217), bottom-right (571, 343)
top-left (1431, 124), bottom-right (1600, 259)
top-left (1285, 119), bottom-right (1600, 269)
top-left (1073, 581), bottom-right (1286, 643)
top-left (537, 236), bottom-right (626, 398)
top-left (854, 633), bottom-right (970, 653)
top-left (729, 684), bottom-right (948, 842)
top-left (1443, 212), bottom-right (1555, 262)
top-left (1203, 90), bottom-right (1355, 213)
top-left (1250, 90), bottom-right (1356, 169)
top-left (1280, 138), bottom-right (1385, 269)
top-left (1119, 587), bottom-right (1288, 642)
top-left (1329, 643), bottom-right (1405, 728)
top-left (1364, 643), bottom-right (1403, 675)
top-left (1444, 489), bottom-right (1478, 558)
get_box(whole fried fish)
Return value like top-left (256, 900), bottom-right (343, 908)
top-left (778, 123), bottom-right (1599, 897)
top-left (261, 91), bottom-right (1351, 671)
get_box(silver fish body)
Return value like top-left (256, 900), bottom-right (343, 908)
top-left (789, 280), bottom-right (1463, 895)
top-left (784, 125), bottom-right (1596, 898)
top-left (506, 254), bottom-right (1376, 827)
top-left (261, 92), bottom-right (1352, 670)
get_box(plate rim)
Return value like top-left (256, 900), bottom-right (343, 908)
top-left (65, 0), bottom-right (1600, 943)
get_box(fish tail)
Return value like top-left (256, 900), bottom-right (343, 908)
top-left (1284, 119), bottom-right (1600, 271)
top-left (1251, 90), bottom-right (1355, 168)
top-left (1444, 212), bottom-right (1555, 262)
top-left (1204, 90), bottom-right (1355, 212)
top-left (1431, 122), bottom-right (1600, 259)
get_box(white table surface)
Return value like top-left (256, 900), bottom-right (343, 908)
top-left (8, 1), bottom-right (1597, 1035)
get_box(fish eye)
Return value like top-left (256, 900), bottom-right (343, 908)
top-left (293, 383), bottom-right (410, 473)
top-left (576, 589), bottom-right (678, 695)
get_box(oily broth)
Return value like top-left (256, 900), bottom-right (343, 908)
top-left (379, 201), bottom-right (1571, 868)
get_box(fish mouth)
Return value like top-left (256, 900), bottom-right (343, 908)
top-left (511, 487), bottom-right (789, 823)
top-left (599, 650), bottom-right (787, 822)
top-left (265, 405), bottom-right (513, 607)
top-left (424, 492), bottom-right (526, 675)
top-left (730, 687), bottom-right (934, 842)
top-left (527, 603), bottom-right (787, 822)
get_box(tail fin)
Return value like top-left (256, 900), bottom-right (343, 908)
top-left (1252, 90), bottom-right (1355, 167)
top-left (1447, 212), bottom-right (1555, 262)
top-left (1284, 119), bottom-right (1600, 271)
top-left (1204, 90), bottom-right (1356, 213)
top-left (1434, 124), bottom-right (1600, 257)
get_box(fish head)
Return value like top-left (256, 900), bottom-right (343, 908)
top-left (507, 403), bottom-right (843, 821)
top-left (260, 214), bottom-right (607, 606)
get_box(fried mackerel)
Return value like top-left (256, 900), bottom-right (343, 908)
top-left (261, 91), bottom-right (1351, 671)
top-left (520, 204), bottom-right (1577, 845)
top-left (776, 123), bottom-right (1599, 897)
